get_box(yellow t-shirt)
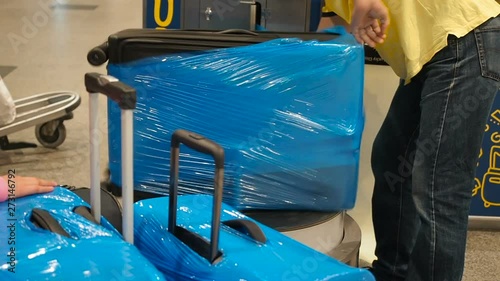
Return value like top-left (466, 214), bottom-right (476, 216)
top-left (325, 0), bottom-right (500, 82)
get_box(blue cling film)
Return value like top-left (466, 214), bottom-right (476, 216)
top-left (133, 194), bottom-right (375, 280)
top-left (107, 34), bottom-right (365, 211)
top-left (0, 187), bottom-right (166, 281)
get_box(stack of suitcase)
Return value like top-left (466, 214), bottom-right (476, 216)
top-left (84, 70), bottom-right (374, 280)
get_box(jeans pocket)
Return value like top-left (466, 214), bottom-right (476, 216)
top-left (474, 17), bottom-right (500, 82)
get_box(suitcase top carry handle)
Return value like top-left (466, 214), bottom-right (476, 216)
top-left (30, 208), bottom-right (72, 238)
top-left (171, 130), bottom-right (224, 168)
top-left (216, 29), bottom-right (259, 36)
top-left (222, 219), bottom-right (267, 244)
top-left (84, 73), bottom-right (136, 110)
top-left (168, 129), bottom-right (224, 264)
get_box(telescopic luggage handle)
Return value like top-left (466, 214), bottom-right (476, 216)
top-left (85, 73), bottom-right (136, 109)
top-left (168, 129), bottom-right (224, 264)
top-left (84, 72), bottom-right (136, 244)
top-left (169, 130), bottom-right (268, 264)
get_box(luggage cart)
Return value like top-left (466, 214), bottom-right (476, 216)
top-left (0, 91), bottom-right (81, 150)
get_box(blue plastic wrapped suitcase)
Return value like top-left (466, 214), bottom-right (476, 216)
top-left (0, 186), bottom-right (165, 281)
top-left (0, 75), bottom-right (166, 281)
top-left (92, 28), bottom-right (365, 212)
top-left (133, 129), bottom-right (374, 281)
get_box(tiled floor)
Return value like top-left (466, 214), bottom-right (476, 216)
top-left (0, 1), bottom-right (499, 280)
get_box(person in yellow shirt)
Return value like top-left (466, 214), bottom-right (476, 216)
top-left (325, 0), bottom-right (500, 281)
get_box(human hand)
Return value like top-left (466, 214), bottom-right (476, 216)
top-left (350, 0), bottom-right (390, 47)
top-left (2, 175), bottom-right (57, 198)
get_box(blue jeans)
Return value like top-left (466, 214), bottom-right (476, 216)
top-left (370, 16), bottom-right (500, 281)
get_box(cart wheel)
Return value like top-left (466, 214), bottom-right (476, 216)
top-left (35, 121), bottom-right (66, 149)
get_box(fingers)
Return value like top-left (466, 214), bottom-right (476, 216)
top-left (32, 177), bottom-right (57, 194)
top-left (358, 28), bottom-right (374, 47)
top-left (34, 178), bottom-right (57, 195)
top-left (350, 16), bottom-right (363, 43)
top-left (363, 25), bottom-right (383, 47)
top-left (352, 30), bottom-right (364, 45)
top-left (379, 17), bottom-right (390, 36)
top-left (38, 178), bottom-right (58, 186)
top-left (355, 24), bottom-right (386, 47)
top-left (369, 22), bottom-right (386, 42)
top-left (350, 0), bottom-right (390, 46)
top-left (9, 176), bottom-right (57, 198)
top-left (370, 20), bottom-right (385, 38)
top-left (33, 184), bottom-right (55, 194)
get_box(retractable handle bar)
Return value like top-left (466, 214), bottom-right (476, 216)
top-left (168, 129), bottom-right (225, 264)
top-left (84, 72), bottom-right (136, 244)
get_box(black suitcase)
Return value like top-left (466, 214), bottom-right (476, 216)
top-left (88, 29), bottom-right (343, 66)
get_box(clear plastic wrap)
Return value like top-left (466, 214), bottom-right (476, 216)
top-left (0, 187), bottom-right (166, 281)
top-left (107, 34), bottom-right (365, 211)
top-left (134, 195), bottom-right (375, 281)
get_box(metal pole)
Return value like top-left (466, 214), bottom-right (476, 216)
top-left (89, 93), bottom-right (101, 223)
top-left (122, 109), bottom-right (134, 244)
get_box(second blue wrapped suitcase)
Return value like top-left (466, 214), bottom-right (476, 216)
top-left (0, 186), bottom-right (166, 281)
top-left (0, 74), bottom-right (168, 281)
top-left (133, 129), bottom-right (374, 281)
